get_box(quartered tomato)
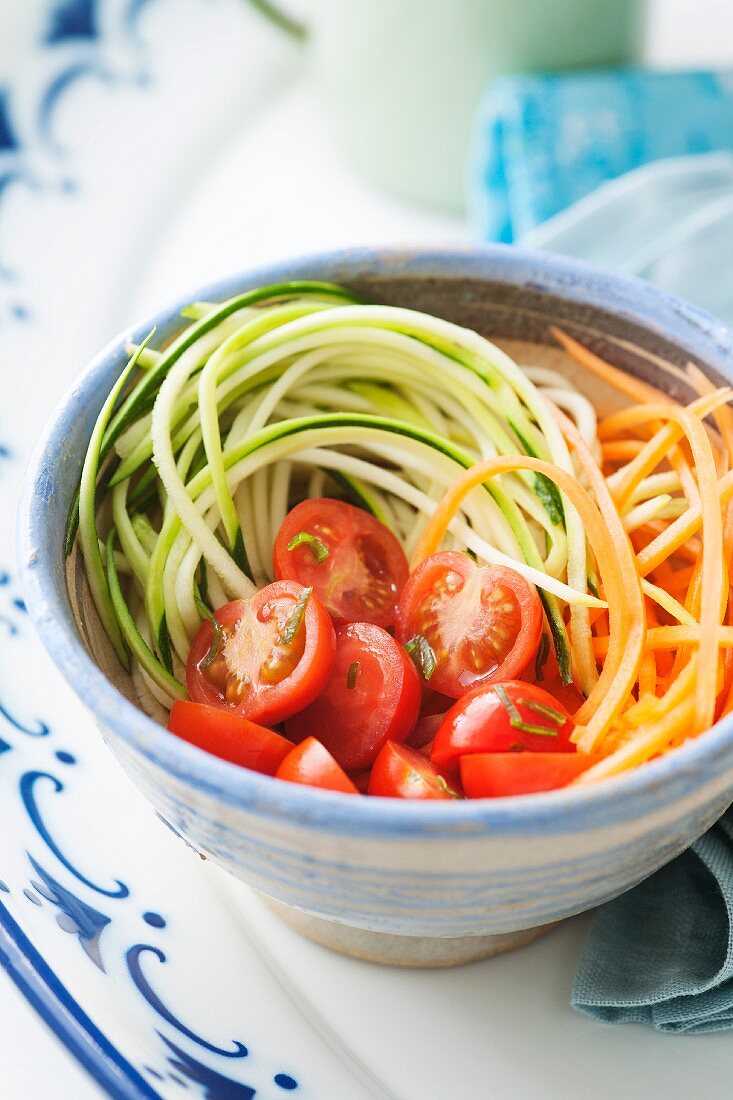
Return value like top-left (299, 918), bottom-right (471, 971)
top-left (167, 700), bottom-right (292, 774)
top-left (395, 552), bottom-right (543, 698)
top-left (285, 621), bottom-right (421, 771)
top-left (460, 752), bottom-right (601, 798)
top-left (368, 741), bottom-right (460, 800)
top-left (186, 581), bottom-right (335, 726)
top-left (273, 498), bottom-right (408, 628)
top-left (276, 737), bottom-right (359, 794)
top-left (431, 681), bottom-right (575, 767)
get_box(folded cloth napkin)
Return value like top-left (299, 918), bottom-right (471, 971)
top-left (468, 69), bottom-right (733, 243)
top-left (572, 809), bottom-right (733, 1033)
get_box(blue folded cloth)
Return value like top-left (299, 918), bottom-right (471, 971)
top-left (468, 69), bottom-right (733, 243)
top-left (573, 809), bottom-right (733, 1033)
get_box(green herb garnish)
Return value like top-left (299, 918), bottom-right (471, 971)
top-left (404, 634), bottom-right (436, 681)
top-left (280, 586), bottom-right (312, 645)
top-left (494, 684), bottom-right (559, 737)
top-left (436, 775), bottom-right (460, 799)
top-left (520, 697), bottom-right (566, 726)
top-left (347, 661), bottom-right (359, 689)
top-left (287, 531), bottom-right (330, 563)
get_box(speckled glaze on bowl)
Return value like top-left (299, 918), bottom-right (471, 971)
top-left (18, 247), bottom-right (733, 967)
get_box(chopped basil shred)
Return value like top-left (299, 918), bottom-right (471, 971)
top-left (280, 586), bottom-right (312, 646)
top-left (347, 661), bottom-right (360, 689)
top-left (287, 530), bottom-right (330, 563)
top-left (494, 684), bottom-right (559, 737)
top-left (436, 775), bottom-right (460, 799)
top-left (404, 634), bottom-right (437, 681)
top-left (519, 697), bottom-right (567, 726)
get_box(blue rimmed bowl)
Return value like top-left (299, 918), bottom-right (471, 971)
top-left (18, 246), bottom-right (733, 967)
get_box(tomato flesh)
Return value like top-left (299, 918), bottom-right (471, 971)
top-left (431, 681), bottom-right (575, 767)
top-left (273, 498), bottom-right (408, 628)
top-left (186, 581), bottom-right (335, 726)
top-left (368, 741), bottom-right (459, 800)
top-left (395, 552), bottom-right (542, 698)
top-left (460, 752), bottom-right (601, 797)
top-left (285, 621), bottom-right (421, 770)
top-left (276, 737), bottom-right (359, 794)
top-left (167, 700), bottom-right (292, 774)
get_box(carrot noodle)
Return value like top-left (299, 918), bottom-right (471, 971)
top-left (550, 327), bottom-right (668, 405)
top-left (601, 390), bottom-right (730, 510)
top-left (601, 440), bottom-right (646, 463)
top-left (685, 361), bottom-right (733, 474)
top-left (573, 696), bottom-right (696, 784)
top-left (636, 470), bottom-right (733, 576)
top-left (593, 625), bottom-right (733, 656)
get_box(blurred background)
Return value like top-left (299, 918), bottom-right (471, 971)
top-left (2, 0), bottom-right (733, 342)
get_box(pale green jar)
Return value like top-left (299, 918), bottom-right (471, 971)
top-left (299, 0), bottom-right (644, 210)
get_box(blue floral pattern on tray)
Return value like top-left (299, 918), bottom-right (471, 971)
top-left (0, 565), bottom-right (302, 1096)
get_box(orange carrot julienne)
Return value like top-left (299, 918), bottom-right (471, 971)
top-left (594, 398), bottom-right (725, 731)
top-left (636, 470), bottom-right (733, 576)
top-left (592, 625), bottom-right (733, 658)
top-left (572, 696), bottom-right (696, 784)
top-left (601, 390), bottom-right (730, 511)
top-left (550, 327), bottom-right (669, 405)
top-left (601, 440), bottom-right (647, 463)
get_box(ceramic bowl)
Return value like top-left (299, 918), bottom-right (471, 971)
top-left (18, 247), bottom-right (733, 968)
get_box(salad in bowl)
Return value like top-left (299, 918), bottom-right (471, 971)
top-left (20, 248), bottom-right (733, 966)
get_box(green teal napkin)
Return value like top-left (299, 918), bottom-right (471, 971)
top-left (573, 810), bottom-right (733, 1032)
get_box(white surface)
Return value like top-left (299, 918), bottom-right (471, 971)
top-left (0, 978), bottom-right (102, 1099)
top-left (4, 1), bottom-right (733, 1097)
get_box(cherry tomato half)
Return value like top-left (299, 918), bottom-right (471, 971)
top-left (167, 700), bottom-right (292, 774)
top-left (273, 498), bottom-right (408, 628)
top-left (460, 752), bottom-right (601, 798)
top-left (276, 737), bottom-right (359, 794)
top-left (396, 552), bottom-right (543, 698)
top-left (368, 741), bottom-right (460, 800)
top-left (431, 681), bottom-right (575, 767)
top-left (186, 581), bottom-right (336, 726)
top-left (285, 621), bottom-right (421, 771)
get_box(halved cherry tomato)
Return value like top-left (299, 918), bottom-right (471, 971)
top-left (460, 752), bottom-right (601, 797)
top-left (167, 700), bottom-right (292, 774)
top-left (285, 621), bottom-right (421, 770)
top-left (368, 741), bottom-right (460, 800)
top-left (431, 681), bottom-right (575, 767)
top-left (395, 552), bottom-right (542, 698)
top-left (186, 581), bottom-right (335, 726)
top-left (276, 737), bottom-right (359, 794)
top-left (273, 498), bottom-right (408, 628)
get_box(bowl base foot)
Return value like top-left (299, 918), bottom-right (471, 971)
top-left (263, 898), bottom-right (556, 968)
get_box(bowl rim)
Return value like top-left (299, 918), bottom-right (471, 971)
top-left (18, 243), bottom-right (733, 839)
